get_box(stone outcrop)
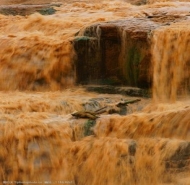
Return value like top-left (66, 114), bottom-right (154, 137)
top-left (84, 85), bottom-right (149, 97)
top-left (0, 3), bottom-right (61, 15)
top-left (73, 15), bottom-right (187, 88)
top-left (124, 0), bottom-right (147, 5)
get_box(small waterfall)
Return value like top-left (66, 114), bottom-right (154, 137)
top-left (152, 21), bottom-right (190, 102)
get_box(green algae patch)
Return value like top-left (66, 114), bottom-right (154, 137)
top-left (74, 36), bottom-right (92, 42)
top-left (126, 47), bottom-right (141, 86)
top-left (37, 7), bottom-right (56, 15)
top-left (84, 120), bottom-right (96, 136)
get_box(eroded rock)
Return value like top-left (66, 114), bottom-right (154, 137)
top-left (0, 3), bottom-right (61, 16)
top-left (73, 15), bottom-right (187, 88)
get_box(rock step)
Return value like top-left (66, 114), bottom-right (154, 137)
top-left (84, 84), bottom-right (150, 97)
top-left (0, 3), bottom-right (61, 15)
top-left (73, 15), bottom-right (187, 88)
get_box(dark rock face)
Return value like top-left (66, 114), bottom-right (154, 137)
top-left (73, 37), bottom-right (102, 84)
top-left (123, 0), bottom-right (147, 5)
top-left (73, 18), bottom-right (157, 88)
top-left (84, 85), bottom-right (150, 97)
top-left (73, 16), bottom-right (186, 88)
top-left (165, 142), bottom-right (190, 172)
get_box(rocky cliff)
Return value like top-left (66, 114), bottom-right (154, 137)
top-left (73, 14), bottom-right (187, 88)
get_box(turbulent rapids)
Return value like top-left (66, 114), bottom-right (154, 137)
top-left (0, 0), bottom-right (190, 185)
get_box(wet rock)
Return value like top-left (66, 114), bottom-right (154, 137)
top-left (165, 141), bottom-right (190, 173)
top-left (73, 15), bottom-right (187, 88)
top-left (128, 140), bottom-right (137, 156)
top-left (84, 85), bottom-right (150, 97)
top-left (0, 4), bottom-right (60, 16)
top-left (84, 120), bottom-right (96, 136)
top-left (36, 7), bottom-right (56, 15)
top-left (83, 99), bottom-right (102, 112)
top-left (73, 18), bottom-right (157, 88)
top-left (73, 36), bottom-right (102, 84)
top-left (124, 0), bottom-right (147, 5)
top-left (71, 111), bottom-right (99, 120)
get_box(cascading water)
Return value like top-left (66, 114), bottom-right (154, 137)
top-left (0, 0), bottom-right (189, 185)
top-left (152, 21), bottom-right (190, 102)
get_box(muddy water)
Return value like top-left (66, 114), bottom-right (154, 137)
top-left (152, 21), bottom-right (190, 102)
top-left (0, 0), bottom-right (190, 185)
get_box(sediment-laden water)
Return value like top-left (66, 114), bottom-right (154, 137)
top-left (0, 0), bottom-right (189, 185)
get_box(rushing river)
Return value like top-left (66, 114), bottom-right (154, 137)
top-left (0, 0), bottom-right (189, 185)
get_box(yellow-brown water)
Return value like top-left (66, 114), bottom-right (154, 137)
top-left (152, 22), bottom-right (190, 102)
top-left (0, 0), bottom-right (190, 185)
